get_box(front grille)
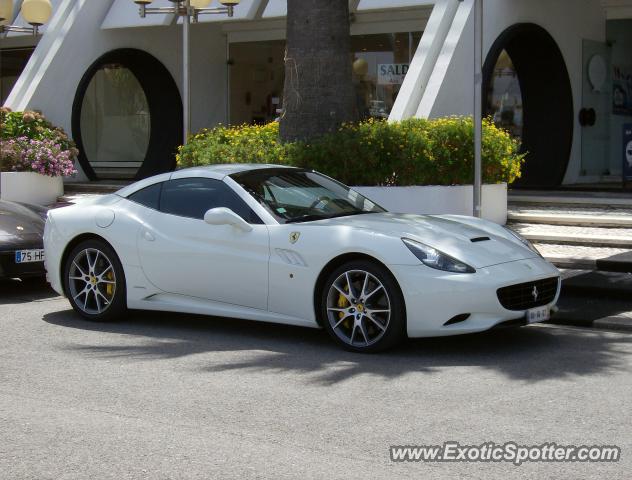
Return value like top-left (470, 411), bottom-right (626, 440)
top-left (497, 277), bottom-right (560, 311)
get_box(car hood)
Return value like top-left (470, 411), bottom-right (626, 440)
top-left (312, 213), bottom-right (538, 268)
top-left (0, 200), bottom-right (45, 239)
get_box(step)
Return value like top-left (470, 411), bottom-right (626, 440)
top-left (535, 243), bottom-right (632, 271)
top-left (508, 204), bottom-right (632, 227)
top-left (511, 223), bottom-right (632, 248)
top-left (508, 212), bottom-right (632, 227)
top-left (64, 181), bottom-right (128, 194)
top-left (509, 190), bottom-right (632, 208)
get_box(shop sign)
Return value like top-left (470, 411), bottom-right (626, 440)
top-left (378, 64), bottom-right (409, 85)
top-left (613, 65), bottom-right (632, 116)
top-left (624, 124), bottom-right (632, 182)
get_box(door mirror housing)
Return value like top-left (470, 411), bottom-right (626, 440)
top-left (203, 207), bottom-right (253, 232)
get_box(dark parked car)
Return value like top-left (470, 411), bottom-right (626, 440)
top-left (0, 200), bottom-right (48, 280)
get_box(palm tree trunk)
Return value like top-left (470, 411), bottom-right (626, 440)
top-left (280, 0), bottom-right (357, 142)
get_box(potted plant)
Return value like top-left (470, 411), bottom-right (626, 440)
top-left (0, 108), bottom-right (77, 205)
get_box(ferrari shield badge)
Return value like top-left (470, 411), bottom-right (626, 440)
top-left (289, 232), bottom-right (301, 244)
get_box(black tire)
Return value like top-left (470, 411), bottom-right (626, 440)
top-left (319, 260), bottom-right (406, 353)
top-left (63, 239), bottom-right (127, 322)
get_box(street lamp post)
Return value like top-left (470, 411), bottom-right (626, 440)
top-left (0, 0), bottom-right (53, 36)
top-left (133, 0), bottom-right (240, 145)
top-left (456, 0), bottom-right (483, 218)
top-left (473, 0), bottom-right (483, 218)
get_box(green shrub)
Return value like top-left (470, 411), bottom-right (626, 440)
top-left (176, 116), bottom-right (524, 186)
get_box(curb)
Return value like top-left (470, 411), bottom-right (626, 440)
top-left (548, 257), bottom-right (596, 271)
top-left (548, 316), bottom-right (632, 333)
top-left (509, 194), bottom-right (632, 207)
top-left (544, 255), bottom-right (632, 274)
top-left (592, 316), bottom-right (632, 332)
top-left (560, 271), bottom-right (632, 299)
top-left (545, 271), bottom-right (632, 332)
top-left (508, 213), bottom-right (632, 228)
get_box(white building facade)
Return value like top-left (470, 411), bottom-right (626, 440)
top-left (2, 0), bottom-right (632, 188)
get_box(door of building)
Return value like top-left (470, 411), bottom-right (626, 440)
top-left (580, 40), bottom-right (613, 179)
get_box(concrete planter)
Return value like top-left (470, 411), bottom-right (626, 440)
top-left (354, 183), bottom-right (508, 225)
top-left (0, 171), bottom-right (64, 206)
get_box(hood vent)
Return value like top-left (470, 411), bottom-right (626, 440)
top-left (470, 237), bottom-right (491, 243)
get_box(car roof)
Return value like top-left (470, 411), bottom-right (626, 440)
top-left (116, 164), bottom-right (297, 198)
top-left (182, 163), bottom-right (296, 176)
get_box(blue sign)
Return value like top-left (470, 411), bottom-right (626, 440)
top-left (625, 124), bottom-right (632, 182)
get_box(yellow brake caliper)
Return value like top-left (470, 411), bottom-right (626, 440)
top-left (105, 271), bottom-right (114, 298)
top-left (338, 286), bottom-right (351, 328)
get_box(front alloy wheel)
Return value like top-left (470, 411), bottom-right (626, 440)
top-left (321, 261), bottom-right (405, 352)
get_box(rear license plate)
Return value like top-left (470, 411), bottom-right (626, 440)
top-left (526, 306), bottom-right (550, 324)
top-left (15, 249), bottom-right (45, 264)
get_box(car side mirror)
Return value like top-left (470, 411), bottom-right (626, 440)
top-left (203, 207), bottom-right (253, 232)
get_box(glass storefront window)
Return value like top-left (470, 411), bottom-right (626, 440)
top-left (79, 64), bottom-right (150, 179)
top-left (229, 40), bottom-right (286, 126)
top-left (229, 31), bottom-right (422, 125)
top-left (1, 48), bottom-right (35, 104)
top-left (352, 32), bottom-right (422, 120)
top-left (486, 49), bottom-right (524, 142)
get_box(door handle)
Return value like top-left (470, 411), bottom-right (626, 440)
top-left (143, 230), bottom-right (155, 242)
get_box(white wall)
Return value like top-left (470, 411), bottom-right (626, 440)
top-left (355, 184), bottom-right (508, 224)
top-left (5, 0), bottom-right (229, 181)
top-left (389, 0), bottom-right (460, 121)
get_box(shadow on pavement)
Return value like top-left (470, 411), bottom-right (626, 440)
top-left (562, 270), bottom-right (632, 299)
top-left (554, 291), bottom-right (632, 325)
top-left (0, 278), bottom-right (59, 304)
top-left (43, 307), bottom-right (632, 386)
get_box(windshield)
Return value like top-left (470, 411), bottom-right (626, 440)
top-left (231, 168), bottom-right (386, 224)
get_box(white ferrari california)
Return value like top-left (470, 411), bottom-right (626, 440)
top-left (44, 164), bottom-right (560, 352)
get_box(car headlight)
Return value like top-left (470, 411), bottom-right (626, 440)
top-left (402, 238), bottom-right (476, 274)
top-left (502, 226), bottom-right (541, 256)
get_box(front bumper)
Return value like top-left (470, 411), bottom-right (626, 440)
top-left (391, 256), bottom-right (561, 338)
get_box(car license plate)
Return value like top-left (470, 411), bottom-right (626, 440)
top-left (15, 249), bottom-right (45, 264)
top-left (526, 305), bottom-right (550, 324)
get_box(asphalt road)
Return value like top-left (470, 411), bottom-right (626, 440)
top-left (1, 279), bottom-right (631, 480)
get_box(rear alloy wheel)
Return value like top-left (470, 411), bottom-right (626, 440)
top-left (321, 261), bottom-right (405, 352)
top-left (64, 239), bottom-right (127, 321)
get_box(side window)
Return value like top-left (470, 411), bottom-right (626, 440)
top-left (159, 178), bottom-right (263, 224)
top-left (127, 182), bottom-right (162, 210)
